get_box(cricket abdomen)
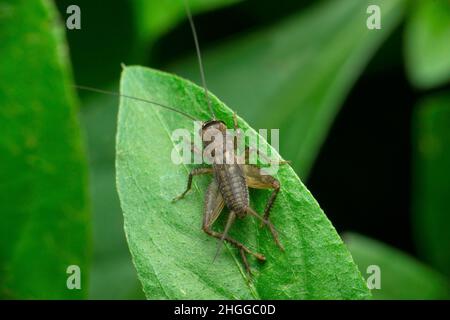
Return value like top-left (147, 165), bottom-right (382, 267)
top-left (213, 164), bottom-right (249, 216)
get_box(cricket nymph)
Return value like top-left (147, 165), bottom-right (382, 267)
top-left (173, 115), bottom-right (285, 274)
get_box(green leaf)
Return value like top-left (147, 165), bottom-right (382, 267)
top-left (405, 0), bottom-right (450, 89)
top-left (412, 93), bottom-right (450, 277)
top-left (344, 233), bottom-right (449, 299)
top-left (170, 0), bottom-right (406, 178)
top-left (116, 66), bottom-right (370, 299)
top-left (0, 0), bottom-right (90, 298)
top-left (81, 94), bottom-right (144, 299)
top-left (132, 0), bottom-right (240, 46)
top-left (55, 0), bottom-right (136, 89)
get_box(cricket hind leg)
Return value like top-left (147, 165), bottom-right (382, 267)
top-left (172, 167), bottom-right (213, 202)
top-left (243, 165), bottom-right (280, 221)
top-left (243, 165), bottom-right (284, 251)
top-left (246, 207), bottom-right (284, 251)
top-left (203, 180), bottom-right (265, 274)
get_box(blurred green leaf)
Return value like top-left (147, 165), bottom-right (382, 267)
top-left (0, 0), bottom-right (90, 298)
top-left (56, 0), bottom-right (135, 88)
top-left (57, 0), bottom-right (240, 87)
top-left (133, 0), bottom-right (240, 46)
top-left (405, 0), bottom-right (450, 89)
top-left (171, 0), bottom-right (406, 178)
top-left (81, 94), bottom-right (144, 299)
top-left (344, 233), bottom-right (449, 299)
top-left (412, 93), bottom-right (450, 278)
top-left (116, 66), bottom-right (370, 299)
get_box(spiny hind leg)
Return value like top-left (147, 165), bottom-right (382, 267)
top-left (203, 180), bottom-right (265, 274)
top-left (172, 167), bottom-right (213, 201)
top-left (243, 165), bottom-right (284, 250)
top-left (203, 223), bottom-right (266, 274)
top-left (246, 207), bottom-right (284, 251)
top-left (243, 165), bottom-right (280, 221)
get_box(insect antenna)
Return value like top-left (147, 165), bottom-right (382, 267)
top-left (74, 85), bottom-right (198, 121)
top-left (183, 0), bottom-right (216, 120)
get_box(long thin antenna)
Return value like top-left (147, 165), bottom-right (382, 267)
top-left (182, 0), bottom-right (216, 119)
top-left (75, 85), bottom-right (198, 121)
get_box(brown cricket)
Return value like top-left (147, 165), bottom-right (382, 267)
top-left (172, 115), bottom-right (286, 273)
top-left (75, 0), bottom-right (286, 274)
top-left (168, 1), bottom-right (286, 274)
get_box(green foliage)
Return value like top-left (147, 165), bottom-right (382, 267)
top-left (412, 94), bottom-right (450, 277)
top-left (80, 94), bottom-right (143, 299)
top-left (171, 0), bottom-right (406, 177)
top-left (0, 0), bottom-right (90, 298)
top-left (55, 0), bottom-right (136, 88)
top-left (405, 0), bottom-right (450, 89)
top-left (116, 66), bottom-right (370, 299)
top-left (345, 233), bottom-right (449, 299)
top-left (1, 0), bottom-right (449, 300)
top-left (133, 0), bottom-right (240, 46)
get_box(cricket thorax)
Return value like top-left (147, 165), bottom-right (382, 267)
top-left (213, 164), bottom-right (249, 216)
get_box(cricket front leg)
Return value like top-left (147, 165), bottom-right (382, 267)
top-left (172, 167), bottom-right (213, 202)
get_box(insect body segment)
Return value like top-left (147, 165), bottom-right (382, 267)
top-left (214, 163), bottom-right (248, 217)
